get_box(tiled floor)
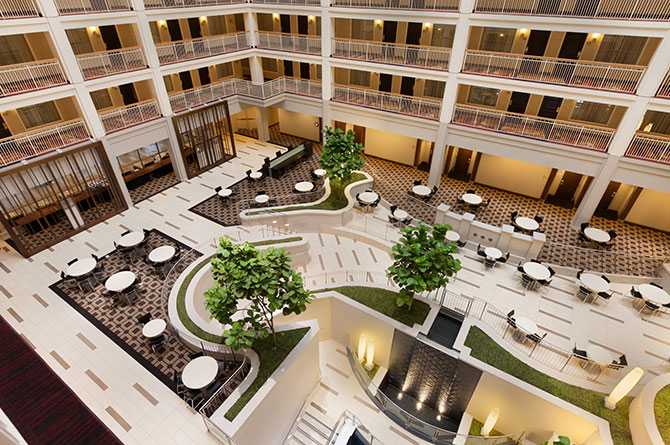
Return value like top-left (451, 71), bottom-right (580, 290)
top-left (128, 171), bottom-right (180, 204)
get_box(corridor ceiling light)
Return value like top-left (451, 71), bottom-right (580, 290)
top-left (481, 407), bottom-right (500, 436)
top-left (357, 334), bottom-right (367, 362)
top-left (397, 392), bottom-right (403, 400)
top-left (605, 367), bottom-right (644, 410)
top-left (436, 415), bottom-right (441, 421)
top-left (365, 338), bottom-right (375, 371)
top-left (499, 33), bottom-right (505, 37)
top-left (416, 402), bottom-right (422, 410)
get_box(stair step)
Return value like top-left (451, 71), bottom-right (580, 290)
top-left (293, 425), bottom-right (326, 445)
top-left (301, 412), bottom-right (333, 439)
top-left (285, 433), bottom-right (307, 445)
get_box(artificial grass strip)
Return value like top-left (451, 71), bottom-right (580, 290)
top-left (654, 384), bottom-right (670, 444)
top-left (325, 286), bottom-right (430, 327)
top-left (464, 326), bottom-right (633, 445)
top-left (225, 327), bottom-right (310, 421)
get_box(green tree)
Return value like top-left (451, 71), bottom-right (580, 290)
top-left (387, 222), bottom-right (461, 310)
top-left (318, 126), bottom-right (366, 183)
top-left (204, 237), bottom-right (313, 350)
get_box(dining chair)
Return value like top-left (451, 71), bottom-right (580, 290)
top-left (466, 189), bottom-right (475, 194)
top-left (189, 351), bottom-right (204, 360)
top-left (137, 313), bottom-right (152, 326)
top-left (503, 310), bottom-right (516, 338)
top-left (121, 230), bottom-right (130, 237)
top-left (530, 259), bottom-right (541, 263)
top-left (534, 215), bottom-right (543, 224)
top-left (150, 333), bottom-right (168, 353)
top-left (498, 252), bottom-right (510, 263)
top-left (484, 258), bottom-right (496, 268)
top-left (510, 211), bottom-right (518, 222)
top-left (413, 180), bottom-right (421, 186)
top-left (650, 282), bottom-right (663, 289)
top-left (67, 258), bottom-right (77, 266)
top-left (580, 222), bottom-right (589, 232)
top-left (60, 271), bottom-right (79, 291)
top-left (527, 332), bottom-right (547, 355)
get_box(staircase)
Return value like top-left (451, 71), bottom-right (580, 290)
top-left (284, 404), bottom-right (335, 445)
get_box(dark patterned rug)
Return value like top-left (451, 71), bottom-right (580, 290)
top-left (128, 171), bottom-right (180, 204)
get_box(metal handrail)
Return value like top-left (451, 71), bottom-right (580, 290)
top-left (0, 59), bottom-right (67, 96)
top-left (199, 355), bottom-right (252, 418)
top-left (332, 0), bottom-right (459, 11)
top-left (332, 85), bottom-right (442, 120)
top-left (54, 0), bottom-right (131, 13)
top-left (625, 132), bottom-right (670, 165)
top-left (144, 0), bottom-right (243, 8)
top-left (472, 0), bottom-right (670, 20)
top-left (75, 46), bottom-right (147, 80)
top-left (155, 32), bottom-right (250, 65)
top-left (98, 99), bottom-right (161, 133)
top-left (0, 0), bottom-right (40, 18)
top-left (657, 70), bottom-right (670, 98)
top-left (332, 38), bottom-right (451, 71)
top-left (256, 31), bottom-right (322, 54)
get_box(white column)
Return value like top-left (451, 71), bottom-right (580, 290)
top-left (448, 15), bottom-right (470, 74)
top-left (34, 0), bottom-right (58, 16)
top-left (636, 30), bottom-right (670, 97)
top-left (606, 98), bottom-right (649, 156)
top-left (165, 118), bottom-right (189, 181)
top-left (255, 107), bottom-right (270, 141)
top-left (439, 76), bottom-right (459, 124)
top-left (135, 11), bottom-right (161, 68)
top-left (103, 137), bottom-right (134, 206)
top-left (428, 123), bottom-right (448, 187)
top-left (571, 156), bottom-right (620, 229)
top-left (244, 12), bottom-right (259, 47)
top-left (249, 56), bottom-right (264, 84)
top-left (46, 22), bottom-right (84, 84)
top-left (74, 85), bottom-right (106, 139)
top-left (321, 9), bottom-right (333, 126)
top-left (459, 0), bottom-right (475, 13)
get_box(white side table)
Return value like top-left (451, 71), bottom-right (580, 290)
top-left (182, 356), bottom-right (218, 390)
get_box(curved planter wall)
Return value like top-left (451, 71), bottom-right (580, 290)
top-left (629, 373), bottom-right (670, 445)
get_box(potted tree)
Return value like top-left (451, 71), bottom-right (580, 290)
top-left (318, 126), bottom-right (366, 200)
top-left (387, 222), bottom-right (461, 310)
top-left (204, 237), bottom-right (313, 350)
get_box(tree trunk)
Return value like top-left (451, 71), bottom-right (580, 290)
top-left (408, 290), bottom-right (415, 310)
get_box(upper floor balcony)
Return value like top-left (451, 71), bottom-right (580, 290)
top-left (0, 59), bottom-right (68, 97)
top-left (452, 104), bottom-right (613, 151)
top-left (155, 32), bottom-right (250, 66)
top-left (256, 32), bottom-right (321, 55)
top-left (0, 119), bottom-right (90, 167)
top-left (625, 132), bottom-right (670, 165)
top-left (331, 0), bottom-right (458, 11)
top-left (75, 47), bottom-right (147, 80)
top-left (54, 0), bottom-right (131, 15)
top-left (657, 71), bottom-right (670, 99)
top-left (0, 0), bottom-right (40, 18)
top-left (332, 38), bottom-right (451, 71)
top-left (98, 99), bottom-right (161, 133)
top-left (472, 0), bottom-right (670, 20)
top-left (463, 50), bottom-right (646, 94)
top-left (332, 84), bottom-right (441, 120)
top-left (143, 0), bottom-right (242, 8)
top-left (251, 0), bottom-right (320, 4)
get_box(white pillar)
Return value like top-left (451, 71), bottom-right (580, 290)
top-left (571, 156), bottom-right (620, 229)
top-left (448, 15), bottom-right (470, 74)
top-left (321, 10), bottom-right (333, 127)
top-left (428, 123), bottom-right (448, 187)
top-left (165, 118), bottom-right (189, 181)
top-left (255, 107), bottom-right (270, 141)
top-left (636, 30), bottom-right (670, 97)
top-left (249, 56), bottom-right (264, 84)
top-left (103, 138), bottom-right (134, 206)
top-left (45, 22), bottom-right (84, 84)
top-left (244, 12), bottom-right (259, 47)
top-left (607, 98), bottom-right (649, 156)
top-left (439, 76), bottom-right (459, 124)
top-left (74, 85), bottom-right (106, 139)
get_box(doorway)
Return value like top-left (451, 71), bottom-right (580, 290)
top-left (379, 73), bottom-right (392, 92)
top-left (548, 171), bottom-right (582, 208)
top-left (353, 125), bottom-right (365, 144)
top-left (595, 181), bottom-right (621, 220)
top-left (334, 121), bottom-right (346, 132)
top-left (99, 25), bottom-right (122, 50)
top-left (449, 148), bottom-right (472, 182)
top-left (400, 77), bottom-right (415, 96)
top-left (298, 16), bottom-right (308, 35)
top-left (558, 32), bottom-right (587, 59)
top-left (507, 92), bottom-right (530, 114)
top-left (198, 67), bottom-right (210, 85)
top-left (0, 115), bottom-right (10, 139)
top-left (538, 96), bottom-right (562, 119)
top-left (383, 22), bottom-right (397, 43)
top-left (188, 18), bottom-right (202, 38)
top-left (283, 60), bottom-right (294, 77)
top-left (118, 84), bottom-right (138, 105)
top-left (280, 15), bottom-right (291, 33)
top-left (167, 20), bottom-right (183, 41)
top-left (406, 23), bottom-right (422, 45)
top-left (525, 30), bottom-right (550, 56)
top-left (300, 62), bottom-right (310, 79)
top-left (179, 72), bottom-right (193, 90)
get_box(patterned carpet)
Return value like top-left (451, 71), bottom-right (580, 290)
top-left (0, 316), bottom-right (122, 445)
top-left (48, 229), bottom-right (243, 394)
top-left (128, 171), bottom-right (180, 204)
top-left (241, 126), bottom-right (670, 275)
top-left (188, 131), bottom-right (326, 226)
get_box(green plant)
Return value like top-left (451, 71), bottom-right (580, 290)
top-left (387, 222), bottom-right (461, 309)
top-left (655, 384), bottom-right (670, 444)
top-left (542, 436), bottom-right (571, 445)
top-left (319, 126), bottom-right (365, 183)
top-left (204, 237), bottom-right (313, 349)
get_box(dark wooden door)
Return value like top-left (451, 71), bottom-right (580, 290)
top-left (118, 83), bottom-right (138, 105)
top-left (0, 115), bottom-right (10, 139)
top-left (406, 23), bottom-right (422, 45)
top-left (558, 32), bottom-right (587, 59)
top-left (334, 121), bottom-right (346, 131)
top-left (283, 60), bottom-right (294, 77)
top-left (353, 125), bottom-right (365, 144)
top-left (198, 67), bottom-right (210, 85)
top-left (298, 16), bottom-right (308, 34)
top-left (383, 22), bottom-right (397, 43)
top-left (597, 181), bottom-right (621, 211)
top-left (554, 171), bottom-right (582, 201)
top-left (300, 62), bottom-right (310, 79)
top-left (99, 25), bottom-right (122, 50)
top-left (453, 148), bottom-right (472, 176)
top-left (379, 73), bottom-right (392, 92)
top-left (507, 92), bottom-right (530, 113)
top-left (167, 20), bottom-right (183, 41)
top-left (400, 77), bottom-right (414, 96)
top-left (526, 30), bottom-right (550, 56)
top-left (538, 96), bottom-right (562, 119)
top-left (179, 72), bottom-right (193, 90)
top-left (187, 18), bottom-right (202, 38)
top-left (280, 15), bottom-right (291, 33)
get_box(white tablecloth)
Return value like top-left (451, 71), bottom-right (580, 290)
top-left (587, 345), bottom-right (615, 364)
top-left (639, 284), bottom-right (670, 305)
top-left (118, 232), bottom-right (144, 248)
top-left (218, 189), bottom-right (232, 197)
top-left (579, 273), bottom-right (609, 293)
top-left (515, 217), bottom-right (539, 231)
top-left (249, 171), bottom-right (263, 180)
top-left (149, 245), bottom-right (176, 263)
top-left (105, 271), bottom-right (136, 293)
top-left (295, 181), bottom-right (314, 192)
top-left (314, 169), bottom-right (326, 177)
top-left (412, 185), bottom-right (431, 196)
top-left (515, 317), bottom-right (538, 335)
top-left (255, 194), bottom-right (269, 204)
top-left (358, 192), bottom-right (379, 204)
top-left (446, 230), bottom-right (460, 242)
top-left (142, 319), bottom-right (167, 338)
top-left (393, 210), bottom-right (408, 220)
top-left (584, 228), bottom-right (610, 243)
top-left (523, 262), bottom-right (550, 280)
top-left (182, 356), bottom-right (218, 390)
top-left (67, 258), bottom-right (97, 277)
top-left (485, 247), bottom-right (502, 259)
top-left (462, 193), bottom-right (482, 205)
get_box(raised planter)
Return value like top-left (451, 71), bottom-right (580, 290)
top-left (629, 373), bottom-right (670, 445)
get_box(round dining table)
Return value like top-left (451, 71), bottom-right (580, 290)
top-left (149, 245), bottom-right (176, 264)
top-left (255, 194), bottom-right (269, 204)
top-left (639, 284), bottom-right (670, 305)
top-left (249, 171), bottom-right (263, 180)
top-left (446, 230), bottom-right (460, 243)
top-left (295, 181), bottom-right (314, 193)
top-left (217, 188), bottom-right (232, 198)
top-left (485, 247), bottom-right (502, 260)
top-left (579, 273), bottom-right (609, 293)
top-left (412, 185), bottom-right (431, 197)
top-left (523, 262), bottom-right (550, 280)
top-left (513, 316), bottom-right (537, 342)
top-left (313, 169), bottom-right (326, 178)
top-left (515, 217), bottom-right (539, 232)
top-left (358, 191), bottom-right (379, 204)
top-left (584, 227), bottom-right (610, 243)
top-left (462, 193), bottom-right (482, 205)
top-left (105, 271), bottom-right (136, 293)
top-left (118, 232), bottom-right (145, 248)
top-left (67, 258), bottom-right (97, 278)
top-left (182, 356), bottom-right (218, 390)
top-left (586, 345), bottom-right (615, 364)
top-left (393, 209), bottom-right (408, 220)
top-left (142, 319), bottom-right (167, 338)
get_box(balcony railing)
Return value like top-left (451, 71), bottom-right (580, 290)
top-left (75, 47), bottom-right (147, 80)
top-left (144, 0), bottom-right (242, 8)
top-left (251, 0), bottom-right (319, 4)
top-left (169, 77), bottom-right (322, 112)
top-left (332, 85), bottom-right (441, 120)
top-left (0, 59), bottom-right (67, 96)
top-left (463, 50), bottom-right (645, 93)
top-left (98, 99), bottom-right (161, 133)
top-left (54, 0), bottom-right (131, 14)
top-left (256, 31), bottom-right (321, 55)
top-left (452, 104), bottom-right (614, 152)
top-left (657, 71), bottom-right (670, 98)
top-left (0, 0), bottom-right (40, 18)
top-left (0, 119), bottom-right (90, 167)
top-left (625, 132), bottom-right (670, 165)
top-left (155, 32), bottom-right (250, 65)
top-left (332, 0), bottom-right (458, 10)
top-left (473, 0), bottom-right (670, 20)
top-left (332, 38), bottom-right (450, 71)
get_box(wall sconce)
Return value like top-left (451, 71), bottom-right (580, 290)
top-left (272, 13), bottom-right (280, 20)
top-left (158, 20), bottom-right (166, 27)
top-left (423, 22), bottom-right (432, 29)
top-left (499, 33), bottom-right (505, 38)
top-left (375, 19), bottom-right (382, 26)
top-left (357, 334), bottom-right (367, 363)
top-left (481, 407), bottom-right (500, 436)
top-left (365, 338), bottom-right (375, 371)
top-left (519, 28), bottom-right (528, 40)
top-left (591, 33), bottom-right (601, 42)
top-left (605, 367), bottom-right (644, 410)
top-left (88, 26), bottom-right (98, 33)
top-left (308, 15), bottom-right (315, 21)
top-left (199, 16), bottom-right (207, 22)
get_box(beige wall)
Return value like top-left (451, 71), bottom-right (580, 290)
top-left (364, 127), bottom-right (417, 165)
top-left (474, 154), bottom-right (552, 198)
top-left (277, 109), bottom-right (320, 141)
top-left (625, 188), bottom-right (670, 232)
top-left (25, 32), bottom-right (55, 60)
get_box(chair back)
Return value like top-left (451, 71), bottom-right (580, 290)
top-left (67, 259), bottom-right (77, 266)
top-left (214, 186), bottom-right (221, 192)
top-left (650, 282), bottom-right (663, 289)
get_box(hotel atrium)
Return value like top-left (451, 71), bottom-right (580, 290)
top-left (0, 0), bottom-right (669, 443)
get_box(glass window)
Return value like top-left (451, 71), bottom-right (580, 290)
top-left (0, 35), bottom-right (34, 65)
top-left (257, 13), bottom-right (274, 32)
top-left (18, 102), bottom-right (61, 129)
top-left (570, 101), bottom-right (613, 125)
top-left (431, 25), bottom-right (455, 48)
top-left (215, 62), bottom-right (233, 79)
top-left (65, 29), bottom-right (94, 55)
top-left (234, 14), bottom-right (245, 32)
top-left (480, 27), bottom-right (515, 53)
top-left (117, 151), bottom-right (141, 175)
top-left (351, 20), bottom-right (374, 40)
top-left (90, 89), bottom-right (113, 111)
top-left (639, 110), bottom-right (670, 135)
top-left (424, 80), bottom-right (445, 99)
top-left (595, 35), bottom-right (647, 65)
top-left (467, 86), bottom-right (499, 107)
top-left (349, 70), bottom-right (370, 87)
top-left (208, 16), bottom-right (228, 35)
top-left (262, 58), bottom-right (277, 72)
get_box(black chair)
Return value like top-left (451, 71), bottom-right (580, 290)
top-left (189, 351), bottom-right (204, 360)
top-left (534, 215), bottom-right (543, 224)
top-left (580, 222), bottom-right (589, 232)
top-left (618, 354), bottom-right (627, 366)
top-left (214, 186), bottom-right (222, 193)
top-left (60, 271), bottom-right (79, 291)
top-left (431, 186), bottom-right (438, 195)
top-left (138, 313), bottom-right (152, 325)
top-left (476, 244), bottom-right (486, 257)
top-left (121, 230), bottom-right (130, 237)
top-left (596, 291), bottom-right (613, 305)
top-left (640, 300), bottom-right (660, 315)
top-left (601, 275), bottom-right (610, 284)
top-left (182, 389), bottom-right (203, 409)
top-left (530, 259), bottom-right (541, 263)
top-left (173, 370), bottom-right (186, 395)
top-left (510, 211), bottom-right (518, 222)
top-left (246, 169), bottom-right (252, 178)
top-left (608, 230), bottom-right (617, 240)
top-left (548, 267), bottom-right (556, 277)
top-left (217, 360), bottom-right (228, 377)
top-left (578, 286), bottom-right (592, 301)
top-left (455, 198), bottom-right (466, 207)
top-left (573, 346), bottom-right (587, 359)
top-left (516, 263), bottom-right (524, 275)
top-left (466, 189), bottom-right (475, 194)
top-left (504, 310), bottom-right (516, 338)
top-left (484, 257), bottom-right (496, 268)
top-left (650, 282), bottom-right (663, 289)
top-left (498, 252), bottom-right (510, 264)
top-left (527, 332), bottom-right (547, 354)
top-left (101, 292), bottom-right (119, 307)
top-left (520, 273), bottom-right (534, 289)
top-left (578, 232), bottom-right (590, 243)
top-left (479, 197), bottom-right (491, 208)
top-left (276, 150), bottom-right (282, 157)
top-left (67, 258), bottom-right (77, 266)
top-left (576, 269), bottom-right (584, 280)
top-left (388, 215), bottom-right (398, 224)
top-left (457, 240), bottom-right (466, 248)
top-left (150, 333), bottom-right (168, 353)
top-left (413, 180), bottom-right (421, 186)
top-left (92, 254), bottom-right (100, 262)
